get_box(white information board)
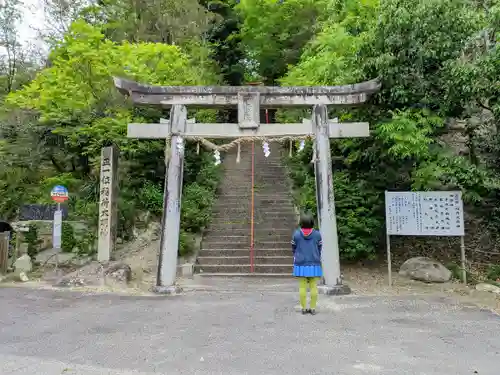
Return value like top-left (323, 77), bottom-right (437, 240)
top-left (385, 191), bottom-right (464, 236)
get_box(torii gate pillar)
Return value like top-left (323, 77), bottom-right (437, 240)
top-left (313, 105), bottom-right (348, 294)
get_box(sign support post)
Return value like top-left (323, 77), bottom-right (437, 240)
top-left (50, 185), bottom-right (69, 269)
top-left (460, 236), bottom-right (467, 284)
top-left (386, 233), bottom-right (392, 287)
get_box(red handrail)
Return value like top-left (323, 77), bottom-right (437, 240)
top-left (250, 109), bottom-right (270, 273)
top-left (250, 140), bottom-right (255, 273)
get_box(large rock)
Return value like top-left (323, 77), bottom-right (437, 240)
top-left (399, 257), bottom-right (451, 283)
top-left (13, 254), bottom-right (32, 273)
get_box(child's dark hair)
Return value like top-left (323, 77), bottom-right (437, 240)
top-left (299, 213), bottom-right (315, 228)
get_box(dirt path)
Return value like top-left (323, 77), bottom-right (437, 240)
top-left (4, 265), bottom-right (499, 314)
top-left (4, 240), bottom-right (499, 315)
top-left (343, 264), bottom-right (500, 314)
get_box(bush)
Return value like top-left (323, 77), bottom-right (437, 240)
top-left (179, 230), bottom-right (196, 257)
top-left (195, 161), bottom-right (221, 192)
top-left (333, 171), bottom-right (384, 260)
top-left (486, 265), bottom-right (500, 282)
top-left (61, 222), bottom-right (76, 253)
top-left (139, 181), bottom-right (164, 216)
top-left (77, 231), bottom-right (97, 256)
top-left (446, 261), bottom-right (475, 284)
top-left (181, 183), bottom-right (214, 233)
top-left (117, 189), bottom-right (138, 241)
top-left (286, 149), bottom-right (383, 260)
top-left (24, 223), bottom-right (42, 258)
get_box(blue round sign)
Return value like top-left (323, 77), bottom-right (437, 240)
top-left (51, 185), bottom-right (69, 202)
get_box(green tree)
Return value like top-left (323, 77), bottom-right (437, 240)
top-left (236, 0), bottom-right (331, 84)
top-left (282, 0), bottom-right (500, 259)
top-left (2, 20), bottom-right (221, 250)
top-left (86, 0), bottom-right (215, 45)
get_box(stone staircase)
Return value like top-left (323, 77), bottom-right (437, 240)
top-left (195, 142), bottom-right (297, 276)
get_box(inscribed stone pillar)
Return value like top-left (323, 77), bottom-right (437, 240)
top-left (312, 105), bottom-right (350, 295)
top-left (154, 105), bottom-right (187, 293)
top-left (238, 92), bottom-right (260, 128)
top-left (97, 145), bottom-right (119, 262)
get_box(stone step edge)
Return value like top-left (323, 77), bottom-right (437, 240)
top-left (199, 248), bottom-right (290, 251)
top-left (202, 245), bottom-right (291, 248)
top-left (212, 199), bottom-right (293, 201)
top-left (208, 220), bottom-right (297, 223)
top-left (213, 203), bottom-right (293, 205)
top-left (213, 203), bottom-right (294, 205)
top-left (196, 264), bottom-right (291, 267)
top-left (194, 273), bottom-right (292, 277)
top-left (205, 229), bottom-right (293, 232)
top-left (202, 242), bottom-right (291, 245)
top-left (198, 256), bottom-right (292, 260)
top-left (201, 241), bottom-right (292, 244)
top-left (213, 206), bottom-right (294, 208)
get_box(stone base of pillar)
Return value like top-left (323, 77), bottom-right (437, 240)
top-left (152, 285), bottom-right (183, 295)
top-left (318, 284), bottom-right (351, 296)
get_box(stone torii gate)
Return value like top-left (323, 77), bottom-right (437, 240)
top-left (114, 77), bottom-right (381, 294)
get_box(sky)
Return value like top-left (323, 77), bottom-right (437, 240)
top-left (18, 0), bottom-right (47, 46)
top-left (0, 0), bottom-right (48, 57)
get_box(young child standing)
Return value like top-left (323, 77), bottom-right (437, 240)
top-left (291, 213), bottom-right (322, 315)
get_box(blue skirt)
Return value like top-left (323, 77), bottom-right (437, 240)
top-left (293, 265), bottom-right (323, 278)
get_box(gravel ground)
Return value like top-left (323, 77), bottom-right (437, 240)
top-left (2, 257), bottom-right (499, 374)
top-left (0, 285), bottom-right (499, 375)
top-left (7, 262), bottom-right (499, 315)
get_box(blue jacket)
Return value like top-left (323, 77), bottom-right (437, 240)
top-left (291, 228), bottom-right (322, 266)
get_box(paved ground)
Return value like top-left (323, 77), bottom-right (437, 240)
top-left (0, 284), bottom-right (499, 375)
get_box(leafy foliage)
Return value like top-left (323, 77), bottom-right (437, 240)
top-left (61, 222), bottom-right (77, 253)
top-left (1, 20), bottom-right (221, 256)
top-left (283, 0), bottom-right (500, 260)
top-left (236, 0), bottom-right (331, 83)
top-left (2, 0), bottom-right (500, 267)
top-left (24, 224), bottom-right (43, 259)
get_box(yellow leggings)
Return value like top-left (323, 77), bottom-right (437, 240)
top-left (298, 277), bottom-right (319, 309)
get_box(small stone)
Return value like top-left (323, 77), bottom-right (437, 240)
top-left (13, 254), bottom-right (32, 273)
top-left (55, 277), bottom-right (86, 287)
top-left (104, 261), bottom-right (132, 284)
top-left (399, 257), bottom-right (451, 283)
top-left (19, 272), bottom-right (29, 282)
top-left (475, 283), bottom-right (500, 294)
